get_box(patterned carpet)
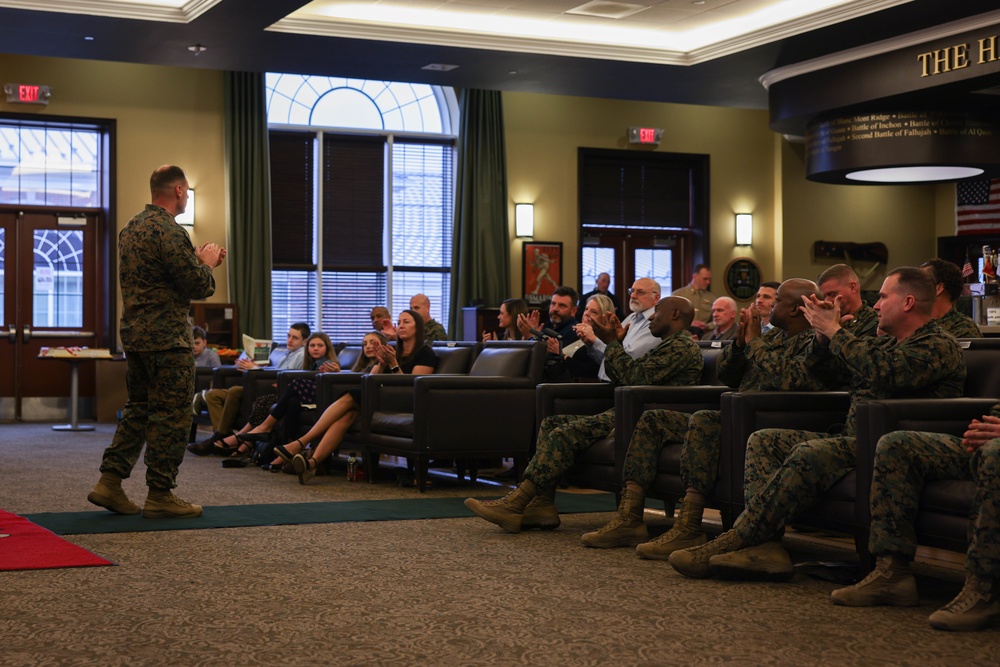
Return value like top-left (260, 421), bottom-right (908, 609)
top-left (1, 424), bottom-right (997, 666)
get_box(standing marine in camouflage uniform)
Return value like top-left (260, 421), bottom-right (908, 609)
top-left (464, 297), bottom-right (703, 534)
top-left (829, 407), bottom-right (1000, 631)
top-left (87, 165), bottom-right (226, 519)
top-left (670, 267), bottom-right (966, 581)
top-left (580, 279), bottom-right (840, 554)
top-left (920, 257), bottom-right (982, 338)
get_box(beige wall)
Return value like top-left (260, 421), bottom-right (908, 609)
top-left (504, 91), bottom-right (777, 304)
top-left (0, 54), bottom-right (229, 309)
top-left (778, 139), bottom-right (939, 291)
top-left (2, 53), bottom-right (958, 320)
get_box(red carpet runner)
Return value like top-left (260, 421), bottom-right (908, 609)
top-left (0, 510), bottom-right (113, 571)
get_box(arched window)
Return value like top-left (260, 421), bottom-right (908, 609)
top-left (265, 74), bottom-right (457, 342)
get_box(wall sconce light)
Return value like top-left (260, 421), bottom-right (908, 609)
top-left (176, 188), bottom-right (195, 227)
top-left (735, 213), bottom-right (752, 246)
top-left (515, 203), bottom-right (534, 237)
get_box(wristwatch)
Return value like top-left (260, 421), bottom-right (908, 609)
top-left (389, 365), bottom-right (401, 374)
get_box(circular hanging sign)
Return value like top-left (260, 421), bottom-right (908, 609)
top-left (724, 257), bottom-right (763, 301)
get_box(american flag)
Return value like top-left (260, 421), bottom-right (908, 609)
top-left (956, 178), bottom-right (1000, 235)
top-left (962, 255), bottom-right (974, 279)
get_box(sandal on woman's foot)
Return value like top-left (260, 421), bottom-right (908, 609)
top-left (292, 453), bottom-right (316, 485)
top-left (273, 440), bottom-right (303, 463)
top-left (213, 443), bottom-right (239, 457)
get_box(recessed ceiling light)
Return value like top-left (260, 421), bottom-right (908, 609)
top-left (421, 63), bottom-right (459, 71)
top-left (187, 44), bottom-right (207, 55)
top-left (845, 166), bottom-right (985, 183)
top-left (84, 36), bottom-right (94, 41)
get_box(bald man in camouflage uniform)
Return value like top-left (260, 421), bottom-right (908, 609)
top-left (670, 267), bottom-right (966, 581)
top-left (464, 297), bottom-right (703, 534)
top-left (88, 165), bottom-right (225, 519)
top-left (581, 279), bottom-right (842, 553)
top-left (830, 409), bottom-right (999, 631)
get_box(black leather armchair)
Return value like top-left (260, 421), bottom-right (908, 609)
top-left (722, 391), bottom-right (854, 543)
top-left (850, 345), bottom-right (1000, 562)
top-left (360, 340), bottom-right (545, 491)
top-left (856, 397), bottom-right (993, 559)
top-left (535, 344), bottom-right (732, 517)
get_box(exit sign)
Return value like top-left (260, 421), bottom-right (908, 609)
top-left (628, 127), bottom-right (663, 145)
top-left (4, 83), bottom-right (52, 105)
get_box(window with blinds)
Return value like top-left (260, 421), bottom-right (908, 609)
top-left (266, 75), bottom-right (457, 343)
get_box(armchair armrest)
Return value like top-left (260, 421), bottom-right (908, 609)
top-left (360, 373), bottom-right (421, 428)
top-left (211, 365), bottom-right (244, 389)
top-left (723, 391), bottom-right (850, 510)
top-left (855, 397), bottom-right (997, 527)
top-left (276, 370), bottom-right (319, 395)
top-left (405, 375), bottom-right (540, 452)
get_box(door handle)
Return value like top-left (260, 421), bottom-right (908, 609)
top-left (22, 325), bottom-right (30, 344)
top-left (7, 324), bottom-right (14, 344)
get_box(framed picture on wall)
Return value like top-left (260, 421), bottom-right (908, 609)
top-left (523, 241), bottom-right (563, 307)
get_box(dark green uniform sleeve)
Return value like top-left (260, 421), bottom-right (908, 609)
top-left (424, 319), bottom-right (448, 342)
top-left (604, 331), bottom-right (702, 387)
top-left (828, 323), bottom-right (965, 394)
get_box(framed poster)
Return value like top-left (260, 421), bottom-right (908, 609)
top-left (523, 241), bottom-right (563, 307)
top-left (724, 257), bottom-right (763, 301)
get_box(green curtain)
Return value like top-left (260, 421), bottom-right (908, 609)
top-left (449, 89), bottom-right (510, 338)
top-left (223, 71), bottom-right (272, 340)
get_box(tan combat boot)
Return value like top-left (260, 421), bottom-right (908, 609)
top-left (581, 482), bottom-right (648, 548)
top-left (830, 555), bottom-right (918, 606)
top-left (708, 539), bottom-right (795, 582)
top-left (929, 575), bottom-right (1000, 631)
top-left (522, 487), bottom-right (560, 530)
top-left (143, 489), bottom-right (204, 519)
top-left (464, 480), bottom-right (537, 533)
top-left (635, 496), bottom-right (706, 560)
top-left (668, 529), bottom-right (743, 579)
top-left (87, 472), bottom-right (140, 515)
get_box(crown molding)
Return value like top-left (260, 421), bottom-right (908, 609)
top-left (268, 0), bottom-right (913, 67)
top-left (0, 0), bottom-right (219, 23)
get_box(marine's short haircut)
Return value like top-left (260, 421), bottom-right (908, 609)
top-left (920, 258), bottom-right (964, 303)
top-left (150, 166), bottom-right (186, 194)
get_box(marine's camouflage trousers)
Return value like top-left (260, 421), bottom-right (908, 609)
top-left (734, 428), bottom-right (855, 546)
top-left (870, 431), bottom-right (1000, 577)
top-left (621, 410), bottom-right (690, 488)
top-left (621, 409), bottom-right (723, 494)
top-left (100, 349), bottom-right (195, 490)
top-left (523, 410), bottom-right (616, 490)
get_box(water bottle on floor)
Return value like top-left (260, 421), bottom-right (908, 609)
top-left (347, 452), bottom-right (358, 482)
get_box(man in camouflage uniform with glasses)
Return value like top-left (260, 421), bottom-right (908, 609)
top-left (88, 165), bottom-right (226, 519)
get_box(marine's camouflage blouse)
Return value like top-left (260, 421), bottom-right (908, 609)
top-left (119, 204), bottom-right (216, 352)
top-left (717, 327), bottom-right (835, 393)
top-left (603, 329), bottom-right (702, 388)
top-left (827, 320), bottom-right (966, 435)
top-left (936, 307), bottom-right (983, 339)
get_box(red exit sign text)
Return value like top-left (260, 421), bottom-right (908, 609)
top-left (627, 127), bottom-right (663, 145)
top-left (4, 83), bottom-right (52, 105)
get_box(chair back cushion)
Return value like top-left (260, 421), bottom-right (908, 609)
top-left (470, 346), bottom-right (531, 377)
top-left (699, 347), bottom-right (727, 385)
top-left (962, 347), bottom-right (1000, 397)
top-left (337, 346), bottom-right (362, 371)
top-left (434, 346), bottom-right (476, 374)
